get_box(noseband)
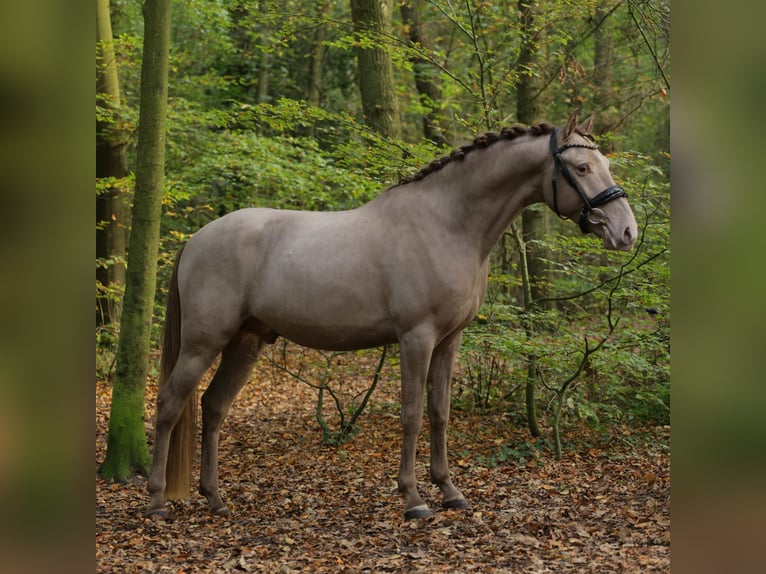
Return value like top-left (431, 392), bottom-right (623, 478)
top-left (549, 129), bottom-right (626, 234)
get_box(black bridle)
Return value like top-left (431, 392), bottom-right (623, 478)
top-left (549, 129), bottom-right (627, 234)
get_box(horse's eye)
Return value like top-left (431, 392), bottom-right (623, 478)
top-left (576, 164), bottom-right (589, 175)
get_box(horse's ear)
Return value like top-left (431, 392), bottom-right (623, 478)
top-left (563, 109), bottom-right (580, 139)
top-left (577, 113), bottom-right (595, 136)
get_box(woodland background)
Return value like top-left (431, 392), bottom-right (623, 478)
top-left (96, 0), bottom-right (670, 571)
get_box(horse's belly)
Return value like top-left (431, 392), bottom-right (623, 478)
top-left (262, 315), bottom-right (397, 351)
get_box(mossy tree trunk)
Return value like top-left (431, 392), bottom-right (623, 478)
top-left (350, 0), bottom-right (401, 138)
top-left (100, 0), bottom-right (173, 481)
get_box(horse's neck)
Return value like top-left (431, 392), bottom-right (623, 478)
top-left (431, 135), bottom-right (548, 259)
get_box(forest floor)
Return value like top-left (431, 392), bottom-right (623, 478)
top-left (96, 346), bottom-right (669, 573)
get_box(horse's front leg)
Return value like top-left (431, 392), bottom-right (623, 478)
top-left (397, 328), bottom-right (437, 519)
top-left (428, 332), bottom-right (469, 511)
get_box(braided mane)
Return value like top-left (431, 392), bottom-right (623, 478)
top-left (397, 121), bottom-right (556, 186)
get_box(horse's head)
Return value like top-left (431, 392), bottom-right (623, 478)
top-left (543, 110), bottom-right (638, 252)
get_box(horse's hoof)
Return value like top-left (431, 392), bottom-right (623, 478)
top-left (442, 498), bottom-right (470, 511)
top-left (404, 505), bottom-right (433, 520)
top-left (145, 508), bottom-right (169, 521)
top-left (211, 505), bottom-right (232, 516)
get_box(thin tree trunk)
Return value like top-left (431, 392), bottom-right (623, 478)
top-left (349, 0), bottom-right (401, 138)
top-left (253, 22), bottom-right (272, 136)
top-left (517, 0), bottom-right (549, 307)
top-left (400, 0), bottom-right (451, 146)
top-left (516, 0), bottom-right (537, 126)
top-left (96, 0), bottom-right (128, 326)
top-left (512, 225), bottom-right (541, 438)
top-left (256, 48), bottom-right (270, 104)
top-left (592, 0), bottom-right (616, 287)
top-left (593, 0), bottom-right (615, 137)
top-left (516, 0), bottom-right (545, 437)
top-left (307, 1), bottom-right (330, 108)
top-left (304, 0), bottom-right (330, 138)
top-left (100, 0), bottom-right (174, 481)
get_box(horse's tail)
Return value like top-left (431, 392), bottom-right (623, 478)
top-left (160, 243), bottom-right (198, 500)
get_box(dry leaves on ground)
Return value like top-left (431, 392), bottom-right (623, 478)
top-left (96, 348), bottom-right (669, 573)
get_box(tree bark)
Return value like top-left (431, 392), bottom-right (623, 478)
top-left (96, 0), bottom-right (128, 326)
top-left (592, 0), bottom-right (616, 284)
top-left (100, 0), bottom-right (174, 481)
top-left (307, 1), bottom-right (330, 109)
top-left (516, 0), bottom-right (537, 126)
top-left (303, 0), bottom-right (330, 138)
top-left (593, 0), bottom-right (616, 140)
top-left (256, 47), bottom-right (270, 104)
top-left (349, 0), bottom-right (401, 138)
top-left (516, 0), bottom-right (549, 308)
top-left (512, 225), bottom-right (541, 438)
top-left (516, 0), bottom-right (546, 437)
top-left (400, 0), bottom-right (451, 146)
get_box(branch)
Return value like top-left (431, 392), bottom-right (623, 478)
top-left (628, 0), bottom-right (670, 90)
top-left (535, 177), bottom-right (667, 306)
top-left (463, 0), bottom-right (491, 128)
top-left (345, 344), bottom-right (389, 433)
top-left (548, 226), bottom-right (634, 459)
top-left (534, 248), bottom-right (666, 305)
top-left (529, 1), bottom-right (625, 104)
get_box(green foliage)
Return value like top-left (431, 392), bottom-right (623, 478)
top-left (458, 300), bottom-right (669, 430)
top-left (473, 437), bottom-right (552, 468)
top-left (453, 306), bottom-right (523, 414)
top-left (456, 150), bottom-right (669, 442)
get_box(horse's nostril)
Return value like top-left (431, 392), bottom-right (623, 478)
top-left (624, 226), bottom-right (634, 244)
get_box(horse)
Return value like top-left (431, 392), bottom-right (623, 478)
top-left (146, 110), bottom-right (637, 520)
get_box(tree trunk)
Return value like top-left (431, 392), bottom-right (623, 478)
top-left (307, 1), bottom-right (330, 108)
top-left (512, 225), bottom-right (541, 438)
top-left (303, 0), bottom-right (330, 138)
top-left (593, 0), bottom-right (616, 141)
top-left (592, 0), bottom-right (616, 281)
top-left (400, 0), bottom-right (451, 146)
top-left (256, 48), bottom-right (270, 104)
top-left (516, 0), bottom-right (549, 307)
top-left (96, 0), bottom-right (128, 326)
top-left (349, 0), bottom-right (401, 138)
top-left (516, 0), bottom-right (545, 437)
top-left (516, 0), bottom-right (537, 126)
top-left (100, 0), bottom-right (174, 481)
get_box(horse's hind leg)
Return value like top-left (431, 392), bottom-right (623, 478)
top-left (199, 330), bottom-right (265, 514)
top-left (147, 347), bottom-right (219, 517)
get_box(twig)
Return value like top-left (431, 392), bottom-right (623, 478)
top-left (628, 1), bottom-right (670, 90)
top-left (535, 177), bottom-right (666, 305)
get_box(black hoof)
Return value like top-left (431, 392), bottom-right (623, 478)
top-left (404, 505), bottom-right (433, 520)
top-left (211, 505), bottom-right (232, 516)
top-left (145, 508), bottom-right (169, 520)
top-left (442, 498), bottom-right (470, 511)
